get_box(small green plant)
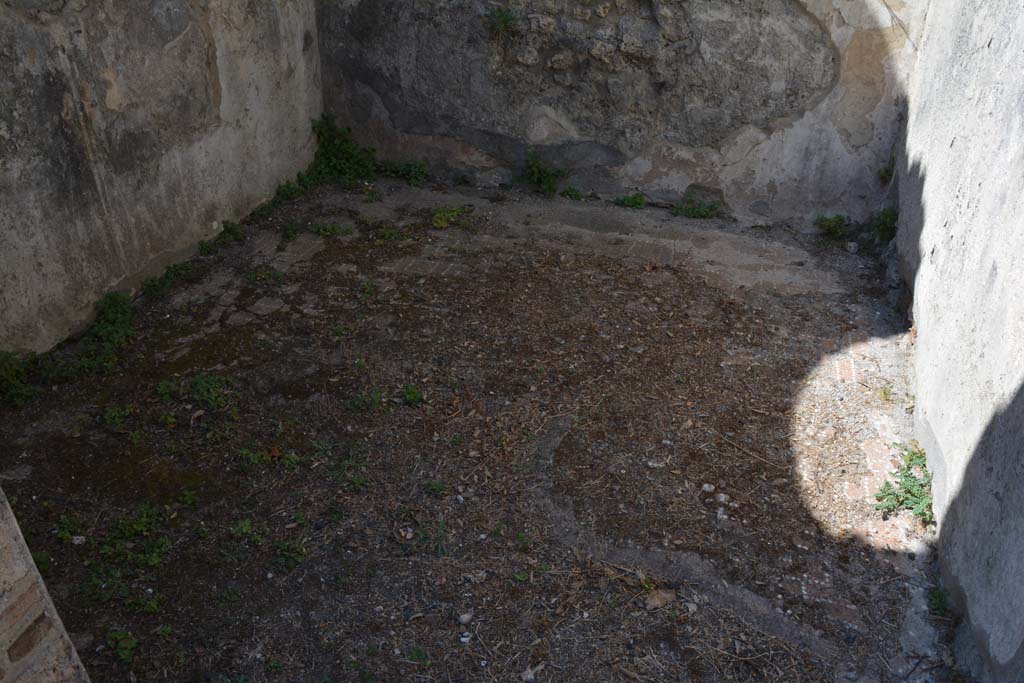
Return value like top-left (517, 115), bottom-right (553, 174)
top-left (32, 550), bottom-right (52, 573)
top-left (874, 442), bottom-right (934, 525)
top-left (297, 115), bottom-right (378, 190)
top-left (56, 515), bottom-right (80, 543)
top-left (815, 214), bottom-right (848, 240)
top-left (218, 587), bottom-right (242, 604)
top-left (672, 195), bottom-right (721, 219)
top-left (525, 151), bottom-right (568, 197)
top-left (246, 268), bottom-right (284, 284)
top-left (378, 160), bottom-right (429, 187)
top-left (274, 181), bottom-right (304, 203)
top-left (142, 262), bottom-right (193, 298)
top-left (157, 380), bottom-right (178, 401)
top-left (927, 588), bottom-right (949, 615)
top-left (126, 594), bottom-right (160, 614)
top-left (313, 222), bottom-right (344, 237)
top-left (283, 222), bottom-right (303, 241)
top-left (106, 630), bottom-right (139, 663)
top-left (516, 532), bottom-right (531, 552)
top-left (426, 480), bottom-right (445, 497)
top-left (155, 624), bottom-right (172, 639)
top-left (879, 385), bottom-right (893, 402)
top-left (513, 571), bottom-right (529, 583)
top-left (102, 406), bottom-right (131, 431)
top-left (198, 221), bottom-right (243, 255)
top-left (0, 351), bottom-right (35, 406)
top-left (615, 193), bottom-right (647, 209)
top-left (431, 205), bottom-right (467, 229)
top-left (239, 448), bottom-right (272, 468)
top-left (402, 384), bottom-right (424, 406)
top-left (486, 7), bottom-right (517, 41)
top-left (873, 208), bottom-right (899, 242)
top-left (878, 159), bottom-right (895, 185)
top-left (560, 186), bottom-right (583, 201)
top-left (363, 188), bottom-right (383, 203)
top-left (179, 489), bottom-right (198, 507)
top-left (189, 374), bottom-right (228, 409)
top-left (371, 226), bottom-right (401, 245)
top-left (273, 539), bottom-right (307, 572)
top-left (348, 389), bottom-right (383, 412)
top-left (76, 292), bottom-right (137, 373)
top-left (230, 519), bottom-right (264, 545)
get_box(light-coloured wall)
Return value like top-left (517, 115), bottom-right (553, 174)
top-left (896, 1), bottom-right (1024, 680)
top-left (319, 0), bottom-right (925, 224)
top-left (0, 0), bottom-right (322, 352)
top-left (0, 487), bottom-right (88, 682)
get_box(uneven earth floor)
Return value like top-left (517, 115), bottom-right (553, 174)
top-left (1, 183), bottom-right (954, 682)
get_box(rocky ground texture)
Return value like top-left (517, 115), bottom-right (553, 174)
top-left (0, 182), bottom-right (955, 682)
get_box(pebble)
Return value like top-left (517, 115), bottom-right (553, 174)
top-left (714, 493), bottom-right (730, 504)
top-left (460, 632), bottom-right (472, 643)
top-left (701, 483), bottom-right (715, 493)
top-left (458, 612), bottom-right (473, 625)
top-left (71, 535), bottom-right (86, 546)
top-left (845, 241), bottom-right (859, 254)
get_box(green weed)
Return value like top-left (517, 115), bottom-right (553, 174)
top-left (525, 151), bottom-right (568, 197)
top-left (874, 442), bottom-right (934, 525)
top-left (32, 550), bottom-right (52, 573)
top-left (815, 214), bottom-right (848, 240)
top-left (615, 193), bottom-right (647, 209)
top-left (56, 515), bottom-right (80, 543)
top-left (76, 292), bottom-right (137, 373)
top-left (313, 223), bottom-right (345, 237)
top-left (486, 7), bottom-right (517, 40)
top-left (142, 262), bottom-right (193, 298)
top-left (431, 205), bottom-right (467, 229)
top-left (189, 374), bottom-right (228, 409)
top-left (273, 539), bottom-right (307, 572)
top-left (198, 221), bottom-right (243, 255)
top-left (0, 352), bottom-right (35, 406)
top-left (348, 389), bottom-right (383, 412)
top-left (230, 519), bottom-right (264, 545)
top-left (239, 448), bottom-right (272, 468)
top-left (402, 384), bottom-right (424, 406)
top-left (559, 186), bottom-right (583, 201)
top-left (106, 630), bottom-right (139, 663)
top-left (928, 588), bottom-right (949, 615)
top-left (873, 208), bottom-right (899, 242)
top-left (378, 160), bottom-right (429, 187)
top-left (298, 115), bottom-right (378, 190)
top-left (126, 594), bottom-right (160, 614)
top-left (102, 406), bottom-right (131, 431)
top-left (878, 159), bottom-right (895, 185)
top-left (672, 195), bottom-right (721, 219)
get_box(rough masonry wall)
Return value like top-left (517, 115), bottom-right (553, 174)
top-left (1, 487), bottom-right (88, 682)
top-left (319, 0), bottom-right (924, 224)
top-left (896, 1), bottom-right (1024, 680)
top-left (0, 0), bottom-right (322, 353)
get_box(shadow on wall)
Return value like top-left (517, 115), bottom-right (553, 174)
top-left (937, 388), bottom-right (1024, 680)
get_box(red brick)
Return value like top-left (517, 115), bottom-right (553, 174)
top-left (0, 582), bottom-right (39, 633)
top-left (7, 613), bottom-right (52, 662)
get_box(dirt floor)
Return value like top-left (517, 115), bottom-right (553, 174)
top-left (1, 182), bottom-right (956, 682)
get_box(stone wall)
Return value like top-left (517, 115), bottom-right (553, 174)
top-left (1, 487), bottom-right (88, 682)
top-left (318, 0), bottom-right (925, 224)
top-left (896, 1), bottom-right (1024, 680)
top-left (0, 0), bottom-right (322, 353)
